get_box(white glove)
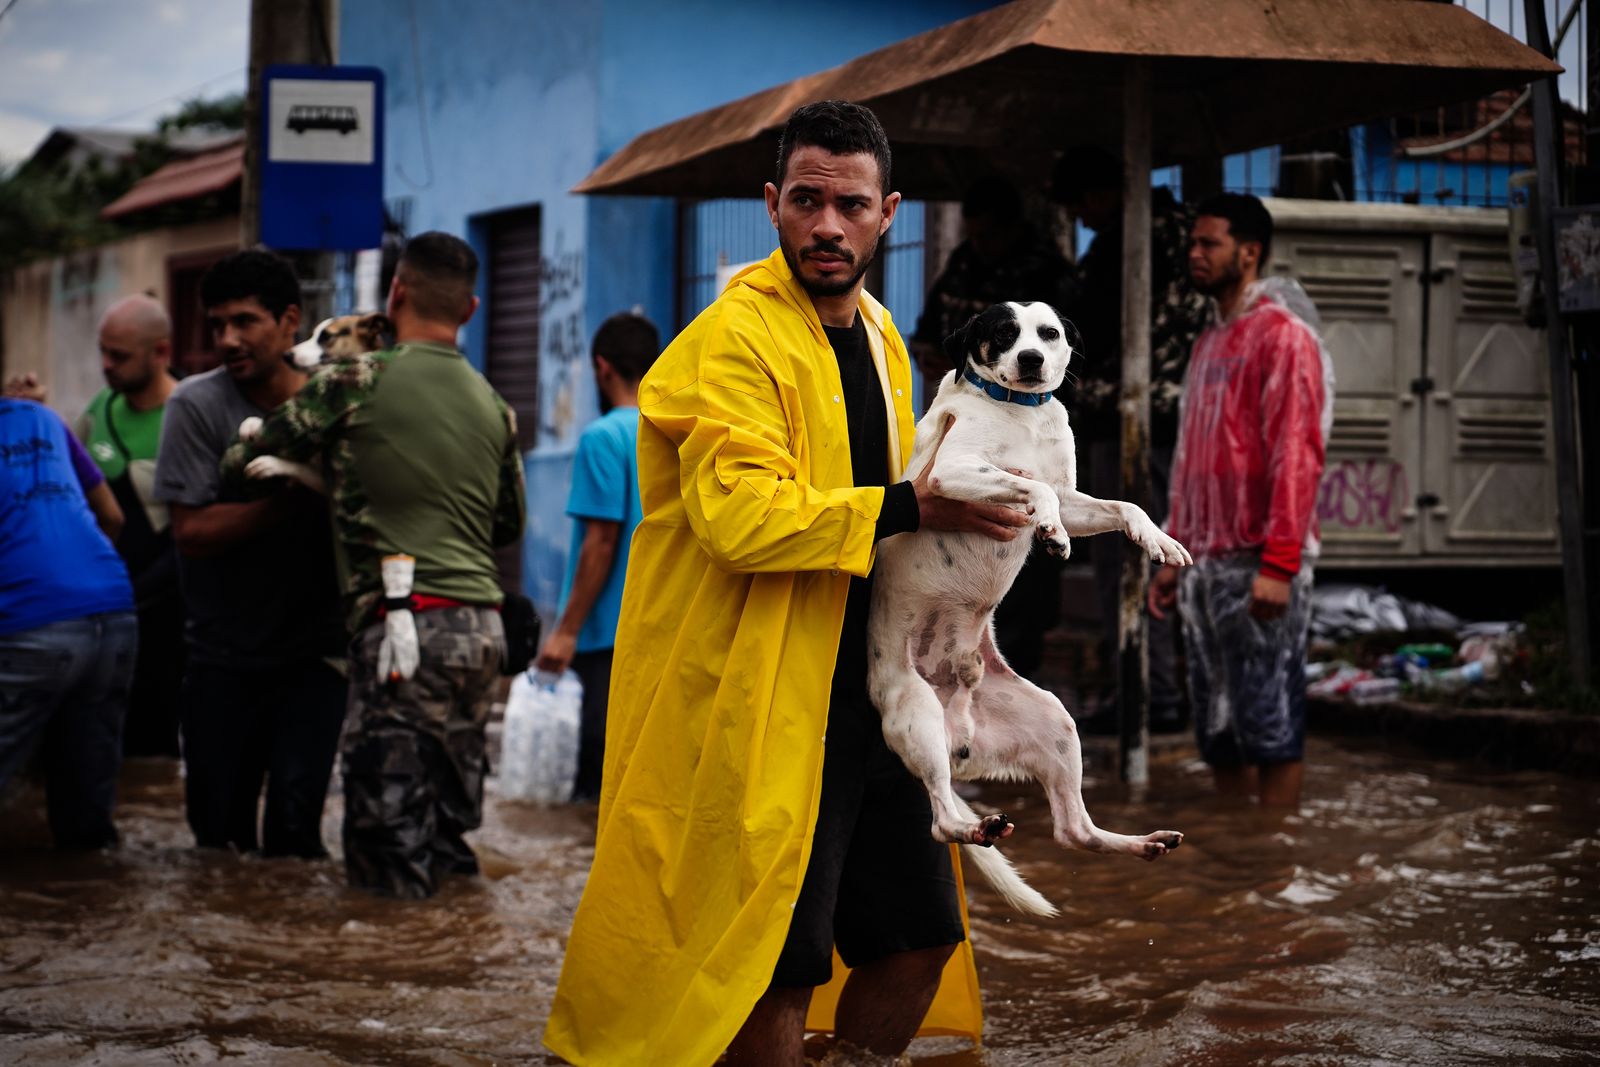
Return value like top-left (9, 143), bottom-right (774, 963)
top-left (378, 609), bottom-right (420, 683)
top-left (378, 554), bottom-right (419, 683)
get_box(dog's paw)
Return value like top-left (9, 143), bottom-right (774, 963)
top-left (1139, 830), bottom-right (1184, 861)
top-left (1038, 523), bottom-right (1071, 559)
top-left (244, 455), bottom-right (292, 480)
top-left (974, 813), bottom-right (1014, 846)
top-left (1134, 524), bottom-right (1192, 567)
top-left (238, 416), bottom-right (264, 442)
top-left (245, 456), bottom-right (324, 493)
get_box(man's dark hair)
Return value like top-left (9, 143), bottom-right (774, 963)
top-left (775, 100), bottom-right (892, 194)
top-left (1049, 145), bottom-right (1123, 203)
top-left (961, 176), bottom-right (1023, 224)
top-left (592, 311), bottom-right (660, 384)
top-left (396, 231), bottom-right (478, 323)
top-left (200, 249), bottom-right (301, 318)
top-left (1195, 192), bottom-right (1274, 265)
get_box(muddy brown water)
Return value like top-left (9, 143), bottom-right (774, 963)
top-left (1, 735), bottom-right (1595, 1066)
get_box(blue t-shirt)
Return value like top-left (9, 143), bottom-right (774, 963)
top-left (1, 399), bottom-right (132, 635)
top-left (557, 407), bottom-right (643, 653)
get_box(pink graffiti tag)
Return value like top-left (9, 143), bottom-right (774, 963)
top-left (1317, 460), bottom-right (1410, 533)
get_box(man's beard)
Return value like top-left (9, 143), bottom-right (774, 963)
top-left (112, 370), bottom-right (152, 395)
top-left (780, 234), bottom-right (878, 299)
top-left (1192, 250), bottom-right (1243, 297)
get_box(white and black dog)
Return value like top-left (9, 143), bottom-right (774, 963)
top-left (867, 301), bottom-right (1192, 917)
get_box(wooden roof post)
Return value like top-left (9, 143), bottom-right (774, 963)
top-left (1118, 59), bottom-right (1153, 787)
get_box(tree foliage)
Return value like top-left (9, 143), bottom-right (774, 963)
top-left (0, 92), bottom-right (246, 273)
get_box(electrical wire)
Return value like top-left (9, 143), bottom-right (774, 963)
top-left (1403, 0), bottom-right (1581, 159)
top-left (90, 66), bottom-right (248, 129)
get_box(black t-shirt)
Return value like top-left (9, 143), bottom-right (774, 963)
top-left (822, 316), bottom-right (915, 699)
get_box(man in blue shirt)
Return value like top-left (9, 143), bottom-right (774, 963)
top-left (534, 312), bottom-right (659, 802)
top-left (0, 398), bottom-right (136, 849)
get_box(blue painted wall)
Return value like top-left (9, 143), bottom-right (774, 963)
top-left (338, 0), bottom-right (997, 619)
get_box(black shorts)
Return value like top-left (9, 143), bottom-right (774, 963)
top-left (771, 690), bottom-right (966, 988)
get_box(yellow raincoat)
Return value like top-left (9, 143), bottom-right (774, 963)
top-left (543, 250), bottom-right (984, 1065)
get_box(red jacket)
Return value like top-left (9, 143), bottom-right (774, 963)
top-left (1167, 294), bottom-right (1326, 578)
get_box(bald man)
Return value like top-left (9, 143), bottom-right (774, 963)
top-left (75, 295), bottom-right (184, 757)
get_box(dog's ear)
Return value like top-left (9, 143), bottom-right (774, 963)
top-left (359, 313), bottom-right (395, 350)
top-left (1044, 304), bottom-right (1081, 353)
top-left (942, 313), bottom-right (980, 378)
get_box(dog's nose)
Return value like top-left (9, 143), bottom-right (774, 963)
top-left (1017, 350), bottom-right (1044, 373)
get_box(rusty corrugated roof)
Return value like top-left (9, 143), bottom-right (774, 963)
top-left (101, 139), bottom-right (244, 220)
top-left (577, 0), bottom-right (1560, 200)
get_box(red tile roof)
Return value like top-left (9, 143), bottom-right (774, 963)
top-left (100, 139), bottom-right (243, 220)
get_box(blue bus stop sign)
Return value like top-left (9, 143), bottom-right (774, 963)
top-left (260, 64), bottom-right (384, 251)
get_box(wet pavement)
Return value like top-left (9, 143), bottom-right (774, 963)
top-left (1, 733), bottom-right (1596, 1065)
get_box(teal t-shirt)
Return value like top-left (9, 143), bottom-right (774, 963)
top-left (558, 407), bottom-right (642, 654)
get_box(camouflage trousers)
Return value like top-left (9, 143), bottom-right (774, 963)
top-left (343, 605), bottom-right (505, 899)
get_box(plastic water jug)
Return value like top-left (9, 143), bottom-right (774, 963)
top-left (499, 669), bottom-right (582, 804)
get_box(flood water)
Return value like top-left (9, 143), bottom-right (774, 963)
top-left (1, 734), bottom-right (1595, 1065)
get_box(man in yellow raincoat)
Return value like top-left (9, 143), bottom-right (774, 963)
top-left (544, 101), bottom-right (1028, 1066)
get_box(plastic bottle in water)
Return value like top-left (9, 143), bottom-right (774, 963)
top-left (499, 669), bottom-right (582, 804)
top-left (1412, 660), bottom-right (1486, 694)
top-left (1350, 677), bottom-right (1402, 705)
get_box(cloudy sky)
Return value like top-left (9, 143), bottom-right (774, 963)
top-left (0, 0), bottom-right (248, 166)
top-left (0, 0), bottom-right (1588, 170)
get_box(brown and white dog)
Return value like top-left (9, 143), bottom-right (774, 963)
top-left (238, 312), bottom-right (392, 491)
top-left (287, 311), bottom-right (393, 369)
top-left (867, 301), bottom-right (1192, 917)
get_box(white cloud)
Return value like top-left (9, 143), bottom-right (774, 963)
top-left (0, 110), bottom-right (51, 167)
top-left (23, 49), bottom-right (69, 74)
top-left (0, 0), bottom-right (248, 142)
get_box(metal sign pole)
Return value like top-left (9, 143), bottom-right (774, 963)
top-left (1118, 59), bottom-right (1153, 786)
top-left (1526, 0), bottom-right (1592, 689)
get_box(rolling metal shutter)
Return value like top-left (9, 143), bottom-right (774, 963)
top-left (485, 208), bottom-right (541, 452)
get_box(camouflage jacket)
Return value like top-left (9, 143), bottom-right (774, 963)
top-left (1065, 186), bottom-right (1209, 445)
top-left (220, 342), bottom-right (526, 631)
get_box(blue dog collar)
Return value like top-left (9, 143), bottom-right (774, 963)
top-left (962, 366), bottom-right (1054, 407)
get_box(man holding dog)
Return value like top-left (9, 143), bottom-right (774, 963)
top-left (546, 100), bottom-right (1027, 1067)
top-left (1148, 193), bottom-right (1328, 807)
top-left (222, 232), bottom-right (526, 899)
top-left (154, 250), bottom-right (347, 858)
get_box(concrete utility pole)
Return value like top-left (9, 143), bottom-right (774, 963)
top-left (1117, 60), bottom-right (1153, 786)
top-left (1525, 0), bottom-right (1592, 689)
top-left (241, 0), bottom-right (339, 322)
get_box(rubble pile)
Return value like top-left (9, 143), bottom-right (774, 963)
top-left (1306, 584), bottom-right (1530, 707)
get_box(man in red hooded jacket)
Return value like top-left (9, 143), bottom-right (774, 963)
top-left (1148, 193), bottom-right (1326, 807)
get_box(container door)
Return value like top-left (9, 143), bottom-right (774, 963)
top-left (1269, 233), bottom-right (1426, 562)
top-left (1421, 234), bottom-right (1559, 558)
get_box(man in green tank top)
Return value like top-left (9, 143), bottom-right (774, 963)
top-left (222, 232), bottom-right (526, 898)
top-left (79, 296), bottom-right (184, 757)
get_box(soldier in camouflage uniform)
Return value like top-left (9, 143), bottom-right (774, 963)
top-left (222, 232), bottom-right (526, 898)
top-left (1052, 147), bottom-right (1209, 730)
top-left (910, 177), bottom-right (1077, 679)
